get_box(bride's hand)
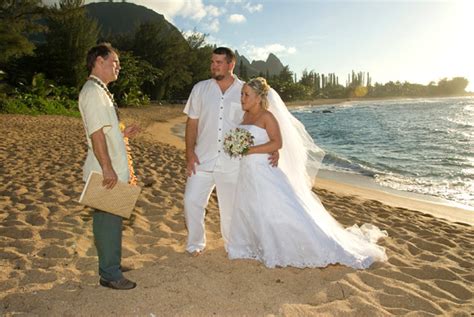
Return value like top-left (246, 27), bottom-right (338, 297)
top-left (268, 150), bottom-right (279, 167)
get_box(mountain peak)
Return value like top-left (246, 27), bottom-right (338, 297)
top-left (85, 2), bottom-right (179, 36)
top-left (236, 53), bottom-right (284, 77)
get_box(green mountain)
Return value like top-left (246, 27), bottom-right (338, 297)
top-left (85, 2), bottom-right (181, 38)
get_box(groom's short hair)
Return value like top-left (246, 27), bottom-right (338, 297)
top-left (213, 47), bottom-right (236, 64)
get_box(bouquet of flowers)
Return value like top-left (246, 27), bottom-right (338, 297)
top-left (223, 128), bottom-right (255, 158)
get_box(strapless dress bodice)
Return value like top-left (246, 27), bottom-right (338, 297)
top-left (239, 124), bottom-right (270, 164)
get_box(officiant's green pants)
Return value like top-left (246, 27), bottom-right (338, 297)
top-left (93, 210), bottom-right (123, 281)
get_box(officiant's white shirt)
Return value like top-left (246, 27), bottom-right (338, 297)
top-left (79, 76), bottom-right (129, 183)
top-left (183, 76), bottom-right (244, 172)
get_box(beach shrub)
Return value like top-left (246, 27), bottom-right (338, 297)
top-left (120, 87), bottom-right (150, 107)
top-left (0, 94), bottom-right (79, 117)
top-left (109, 51), bottom-right (160, 107)
top-left (0, 73), bottom-right (80, 116)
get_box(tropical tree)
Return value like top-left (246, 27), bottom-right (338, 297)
top-left (0, 0), bottom-right (44, 64)
top-left (132, 21), bottom-right (192, 100)
top-left (437, 77), bottom-right (468, 95)
top-left (37, 0), bottom-right (99, 88)
top-left (109, 51), bottom-right (161, 106)
top-left (178, 31), bottom-right (213, 97)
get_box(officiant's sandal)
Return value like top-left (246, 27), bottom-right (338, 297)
top-left (99, 277), bottom-right (137, 290)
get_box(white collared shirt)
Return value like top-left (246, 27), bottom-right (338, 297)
top-left (183, 76), bottom-right (245, 172)
top-left (78, 75), bottom-right (129, 183)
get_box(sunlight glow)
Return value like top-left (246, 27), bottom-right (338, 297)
top-left (443, 1), bottom-right (474, 91)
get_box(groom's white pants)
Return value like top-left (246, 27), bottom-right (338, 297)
top-left (184, 169), bottom-right (239, 253)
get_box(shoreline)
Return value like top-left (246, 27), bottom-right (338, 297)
top-left (315, 170), bottom-right (474, 226)
top-left (155, 115), bottom-right (473, 226)
top-left (286, 94), bottom-right (474, 107)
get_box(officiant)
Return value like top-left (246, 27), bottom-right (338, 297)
top-left (78, 43), bottom-right (139, 290)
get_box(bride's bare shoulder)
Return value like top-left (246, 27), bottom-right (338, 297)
top-left (262, 110), bottom-right (277, 122)
top-left (261, 110), bottom-right (279, 128)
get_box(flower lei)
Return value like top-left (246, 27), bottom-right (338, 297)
top-left (88, 76), bottom-right (137, 186)
top-left (119, 122), bottom-right (138, 186)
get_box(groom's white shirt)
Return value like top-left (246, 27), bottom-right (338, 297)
top-left (183, 76), bottom-right (244, 172)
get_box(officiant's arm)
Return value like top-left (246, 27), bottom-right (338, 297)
top-left (185, 118), bottom-right (200, 176)
top-left (91, 128), bottom-right (118, 189)
top-left (247, 113), bottom-right (282, 155)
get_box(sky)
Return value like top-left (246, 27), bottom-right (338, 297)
top-left (44, 0), bottom-right (474, 91)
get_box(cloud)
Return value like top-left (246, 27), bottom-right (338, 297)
top-left (205, 19), bottom-right (221, 33)
top-left (244, 3), bottom-right (263, 13)
top-left (242, 43), bottom-right (297, 61)
top-left (228, 14), bottom-right (246, 24)
top-left (206, 5), bottom-right (225, 17)
top-left (137, 0), bottom-right (208, 22)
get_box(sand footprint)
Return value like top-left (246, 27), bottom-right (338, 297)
top-left (376, 291), bottom-right (443, 315)
top-left (399, 265), bottom-right (459, 281)
top-left (20, 269), bottom-right (57, 286)
top-left (434, 279), bottom-right (473, 301)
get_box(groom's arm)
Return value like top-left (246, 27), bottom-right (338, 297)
top-left (185, 117), bottom-right (200, 176)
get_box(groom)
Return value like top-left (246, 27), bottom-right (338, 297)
top-left (183, 47), bottom-right (277, 255)
top-left (183, 47), bottom-right (244, 255)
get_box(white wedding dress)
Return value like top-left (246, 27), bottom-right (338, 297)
top-left (227, 124), bottom-right (388, 269)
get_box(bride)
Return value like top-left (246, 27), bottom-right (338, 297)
top-left (227, 77), bottom-right (388, 269)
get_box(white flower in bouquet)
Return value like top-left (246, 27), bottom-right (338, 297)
top-left (223, 128), bottom-right (254, 158)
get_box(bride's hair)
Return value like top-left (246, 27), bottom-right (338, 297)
top-left (246, 77), bottom-right (270, 109)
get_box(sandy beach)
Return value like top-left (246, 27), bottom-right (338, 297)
top-left (0, 106), bottom-right (473, 316)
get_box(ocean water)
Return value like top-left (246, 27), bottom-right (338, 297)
top-left (292, 96), bottom-right (474, 208)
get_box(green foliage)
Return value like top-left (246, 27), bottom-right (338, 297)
top-left (132, 21), bottom-right (192, 100)
top-left (293, 68), bottom-right (470, 101)
top-left (37, 0), bottom-right (99, 88)
top-left (109, 51), bottom-right (160, 106)
top-left (238, 60), bottom-right (249, 81)
top-left (0, 0), bottom-right (44, 64)
top-left (172, 31), bottom-right (213, 99)
top-left (0, 70), bottom-right (12, 96)
top-left (0, 72), bottom-right (79, 116)
top-left (270, 79), bottom-right (310, 102)
top-left (437, 77), bottom-right (468, 95)
top-left (277, 66), bottom-right (294, 84)
top-left (185, 32), bottom-right (213, 84)
top-left (28, 73), bottom-right (78, 100)
top-left (0, 95), bottom-right (79, 116)
top-left (366, 77), bottom-right (469, 98)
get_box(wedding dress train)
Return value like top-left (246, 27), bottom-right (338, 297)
top-left (227, 124), bottom-right (388, 269)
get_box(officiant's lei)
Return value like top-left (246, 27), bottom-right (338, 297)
top-left (88, 76), bottom-right (138, 186)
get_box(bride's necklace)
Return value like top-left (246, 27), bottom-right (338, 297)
top-left (88, 76), bottom-right (120, 119)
